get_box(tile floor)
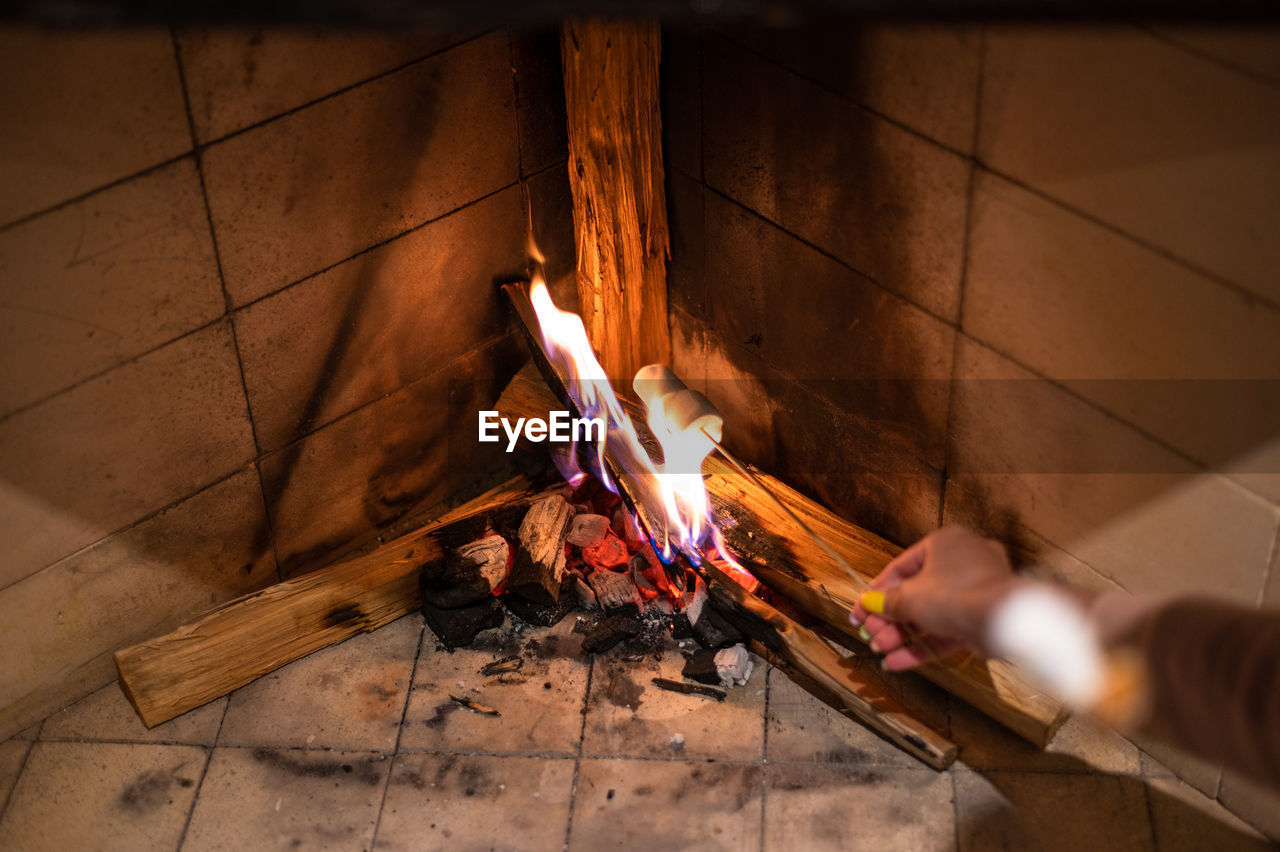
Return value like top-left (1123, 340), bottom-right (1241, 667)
top-left (0, 612), bottom-right (1272, 851)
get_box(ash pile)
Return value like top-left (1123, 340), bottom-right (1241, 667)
top-left (419, 476), bottom-right (754, 695)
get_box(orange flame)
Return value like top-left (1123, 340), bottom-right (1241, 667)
top-left (525, 270), bottom-right (755, 590)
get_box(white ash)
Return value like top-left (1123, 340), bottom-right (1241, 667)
top-left (683, 575), bottom-right (708, 626)
top-left (669, 732), bottom-right (685, 753)
top-left (571, 574), bottom-right (599, 610)
top-left (714, 645), bottom-right (754, 687)
top-left (455, 536), bottom-right (509, 588)
top-left (587, 570), bottom-right (641, 609)
top-left (565, 513), bottom-right (610, 547)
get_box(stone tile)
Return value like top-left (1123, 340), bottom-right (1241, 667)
top-left (662, 28), bottom-right (702, 179)
top-left (764, 763), bottom-right (953, 852)
top-left (41, 683), bottom-right (226, 746)
top-left (0, 738), bottom-right (30, 813)
top-left (1146, 774), bottom-right (1273, 850)
top-left (767, 664), bottom-right (947, 769)
top-left (177, 29), bottom-right (472, 142)
top-left (571, 758), bottom-right (762, 851)
top-left (1133, 733), bottom-right (1222, 798)
top-left (954, 767), bottom-right (1154, 851)
top-left (260, 333), bottom-right (525, 576)
top-left (964, 171), bottom-right (1280, 502)
top-left (703, 332), bottom-right (943, 547)
top-left (950, 700), bottom-right (1140, 774)
top-left (721, 21), bottom-right (982, 153)
top-left (0, 159), bottom-right (222, 417)
top-left (512, 29), bottom-right (568, 177)
top-left (219, 614), bottom-right (421, 752)
top-left (670, 308), bottom-right (709, 396)
top-left (943, 481), bottom-right (1124, 597)
top-left (703, 34), bottom-right (969, 321)
top-left (581, 642), bottom-right (764, 761)
top-left (235, 186), bottom-right (525, 451)
top-left (980, 25), bottom-right (1280, 306)
top-left (1218, 768), bottom-right (1280, 841)
top-left (377, 753), bottom-right (574, 851)
top-left (705, 192), bottom-right (955, 469)
top-left (666, 169), bottom-right (705, 318)
top-left (0, 322), bottom-right (256, 585)
top-left (0, 741), bottom-right (204, 852)
top-left (401, 616), bottom-right (589, 756)
top-left (0, 468), bottom-right (275, 743)
top-left (183, 747), bottom-right (388, 852)
top-left (1147, 25), bottom-right (1280, 87)
top-left (526, 163), bottom-right (577, 303)
top-left (0, 30), bottom-right (190, 225)
top-left (948, 335), bottom-right (1276, 602)
top-left (203, 32), bottom-right (519, 305)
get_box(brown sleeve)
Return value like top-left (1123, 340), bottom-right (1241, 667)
top-left (1140, 598), bottom-right (1280, 790)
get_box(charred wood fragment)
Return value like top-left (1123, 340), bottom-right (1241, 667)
top-left (420, 535), bottom-right (510, 609)
top-left (651, 677), bottom-right (725, 702)
top-left (508, 494), bottom-right (572, 604)
top-left (421, 596), bottom-right (504, 650)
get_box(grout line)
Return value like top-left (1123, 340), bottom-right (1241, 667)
top-left (0, 738), bottom-right (35, 825)
top-left (1136, 22), bottom-right (1280, 92)
top-left (0, 31), bottom-right (492, 236)
top-left (709, 27), bottom-right (1280, 320)
top-left (973, 162), bottom-right (1280, 317)
top-left (758, 665), bottom-right (771, 852)
top-left (0, 461), bottom-right (255, 598)
top-left (369, 617), bottom-right (427, 851)
top-left (708, 29), bottom-right (973, 161)
top-left (562, 654), bottom-right (594, 852)
top-left (1140, 769), bottom-right (1160, 852)
top-left (0, 160), bottom-right (556, 430)
top-left (950, 770), bottom-right (962, 850)
top-left (176, 694), bottom-right (230, 851)
top-left (170, 27), bottom-right (282, 582)
top-left (940, 24), bottom-right (987, 530)
top-left (1257, 520), bottom-right (1280, 609)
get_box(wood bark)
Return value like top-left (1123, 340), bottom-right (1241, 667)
top-left (494, 351), bottom-right (1066, 748)
top-left (561, 19), bottom-right (670, 383)
top-left (114, 475), bottom-right (544, 728)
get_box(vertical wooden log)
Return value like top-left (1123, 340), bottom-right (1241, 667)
top-left (561, 20), bottom-right (671, 385)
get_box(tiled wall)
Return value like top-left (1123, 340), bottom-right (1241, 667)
top-left (0, 28), bottom-right (574, 740)
top-left (663, 23), bottom-right (1280, 833)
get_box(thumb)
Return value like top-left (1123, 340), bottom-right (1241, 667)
top-left (859, 587), bottom-right (909, 622)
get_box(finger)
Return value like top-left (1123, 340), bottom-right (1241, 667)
top-left (882, 636), bottom-right (964, 672)
top-left (873, 536), bottom-right (930, 588)
top-left (881, 644), bottom-right (933, 672)
top-left (861, 613), bottom-right (889, 636)
top-left (867, 622), bottom-right (909, 654)
top-left (848, 602), bottom-right (867, 626)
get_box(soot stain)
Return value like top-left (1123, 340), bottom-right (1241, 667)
top-left (119, 768), bottom-right (186, 813)
top-left (252, 748), bottom-right (382, 786)
top-left (606, 668), bottom-right (644, 711)
top-left (422, 700), bottom-right (461, 729)
top-left (322, 603), bottom-right (364, 629)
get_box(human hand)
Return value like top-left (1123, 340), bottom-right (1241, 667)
top-left (849, 526), bottom-right (1024, 671)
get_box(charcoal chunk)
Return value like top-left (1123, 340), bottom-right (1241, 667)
top-left (420, 536), bottom-right (509, 609)
top-left (565, 513), bottom-right (610, 547)
top-left (503, 587), bottom-right (576, 627)
top-left (581, 611), bottom-right (642, 655)
top-left (692, 605), bottom-right (743, 650)
top-left (421, 597), bottom-right (503, 650)
top-left (681, 649), bottom-right (722, 686)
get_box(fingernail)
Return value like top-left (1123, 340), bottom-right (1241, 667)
top-left (879, 659), bottom-right (890, 671)
top-left (860, 590), bottom-right (885, 615)
top-left (858, 627), bottom-right (871, 643)
top-left (869, 639), bottom-right (882, 654)
top-left (848, 612), bottom-right (861, 628)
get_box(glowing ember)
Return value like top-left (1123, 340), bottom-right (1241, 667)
top-left (525, 265), bottom-right (754, 590)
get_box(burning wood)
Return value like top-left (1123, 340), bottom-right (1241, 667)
top-left (450, 696), bottom-right (501, 717)
top-left (565, 513), bottom-right (610, 547)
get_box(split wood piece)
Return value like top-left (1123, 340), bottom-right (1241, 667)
top-left (493, 361), bottom-right (1066, 747)
top-left (701, 561), bottom-right (956, 770)
top-left (704, 463), bottom-right (1067, 748)
top-left (509, 494), bottom-right (572, 604)
top-left (561, 19), bottom-right (670, 382)
top-left (113, 475), bottom-right (544, 728)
